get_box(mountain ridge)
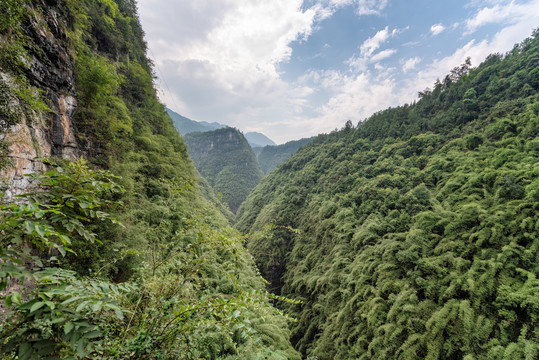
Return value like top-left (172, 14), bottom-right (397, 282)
top-left (184, 127), bottom-right (264, 213)
top-left (244, 131), bottom-right (276, 147)
top-left (165, 107), bottom-right (226, 134)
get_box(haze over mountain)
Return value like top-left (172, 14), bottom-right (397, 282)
top-left (244, 132), bottom-right (276, 148)
top-left (165, 107), bottom-right (226, 135)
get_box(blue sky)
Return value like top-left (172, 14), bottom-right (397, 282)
top-left (138, 0), bottom-right (539, 143)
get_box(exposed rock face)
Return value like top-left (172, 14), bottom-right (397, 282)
top-left (1, 1), bottom-right (79, 199)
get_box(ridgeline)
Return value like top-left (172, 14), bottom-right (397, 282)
top-left (184, 127), bottom-right (264, 213)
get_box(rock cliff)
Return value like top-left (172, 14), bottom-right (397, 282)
top-left (1, 0), bottom-right (79, 199)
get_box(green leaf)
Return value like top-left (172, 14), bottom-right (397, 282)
top-left (12, 292), bottom-right (22, 305)
top-left (91, 301), bottom-right (103, 312)
top-left (76, 338), bottom-right (88, 358)
top-left (23, 221), bottom-right (35, 234)
top-left (61, 296), bottom-right (81, 306)
top-left (45, 301), bottom-right (55, 310)
top-left (51, 316), bottom-right (65, 324)
top-left (114, 309), bottom-right (124, 320)
top-left (35, 224), bottom-right (46, 237)
top-left (58, 246), bottom-right (66, 257)
top-left (18, 343), bottom-right (32, 360)
top-left (75, 300), bottom-right (89, 313)
top-left (58, 234), bottom-right (71, 245)
top-left (83, 330), bottom-right (101, 339)
top-left (64, 321), bottom-right (74, 335)
top-left (30, 301), bottom-right (46, 313)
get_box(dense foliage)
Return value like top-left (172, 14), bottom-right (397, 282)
top-left (185, 127), bottom-right (264, 213)
top-left (0, 0), bottom-right (298, 358)
top-left (257, 137), bottom-right (314, 175)
top-left (237, 32), bottom-right (539, 359)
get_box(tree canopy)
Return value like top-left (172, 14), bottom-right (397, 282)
top-left (236, 31), bottom-right (539, 359)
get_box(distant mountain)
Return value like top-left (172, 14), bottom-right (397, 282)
top-left (166, 107), bottom-right (226, 135)
top-left (245, 132), bottom-right (276, 148)
top-left (257, 137), bottom-right (314, 174)
top-left (184, 127), bottom-right (264, 213)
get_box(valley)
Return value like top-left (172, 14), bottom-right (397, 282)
top-left (0, 0), bottom-right (537, 359)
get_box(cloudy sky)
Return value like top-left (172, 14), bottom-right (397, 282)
top-left (137, 0), bottom-right (539, 143)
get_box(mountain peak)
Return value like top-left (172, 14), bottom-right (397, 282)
top-left (165, 107), bottom-right (226, 135)
top-left (244, 132), bottom-right (276, 148)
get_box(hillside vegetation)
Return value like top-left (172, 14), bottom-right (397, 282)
top-left (237, 32), bottom-right (539, 359)
top-left (257, 137), bottom-right (315, 175)
top-left (0, 0), bottom-right (298, 358)
top-left (184, 127), bottom-right (264, 213)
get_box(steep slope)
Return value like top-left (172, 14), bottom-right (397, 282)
top-left (245, 131), bottom-right (276, 148)
top-left (184, 127), bottom-right (264, 213)
top-left (257, 137), bottom-right (314, 174)
top-left (166, 107), bottom-right (226, 135)
top-left (0, 1), bottom-right (298, 359)
top-left (236, 33), bottom-right (539, 359)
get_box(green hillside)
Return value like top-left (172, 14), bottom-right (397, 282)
top-left (257, 137), bottom-right (314, 174)
top-left (236, 32), bottom-right (539, 359)
top-left (0, 1), bottom-right (298, 358)
top-left (184, 127), bottom-right (264, 213)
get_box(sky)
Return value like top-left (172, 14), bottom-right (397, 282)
top-left (137, 0), bottom-right (539, 144)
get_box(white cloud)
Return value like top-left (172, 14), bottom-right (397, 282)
top-left (310, 0), bottom-right (390, 19)
top-left (305, 70), bottom-right (397, 133)
top-left (302, 9), bottom-right (539, 138)
top-left (356, 0), bottom-right (390, 15)
top-left (402, 57), bottom-right (421, 72)
top-left (430, 23), bottom-right (445, 36)
top-left (371, 48), bottom-right (398, 62)
top-left (465, 0), bottom-right (539, 34)
top-left (138, 0), bottom-right (320, 143)
top-left (360, 26), bottom-right (397, 56)
top-left (347, 26), bottom-right (399, 71)
top-left (140, 0), bottom-right (318, 82)
top-left (137, 0), bottom-right (539, 143)
top-left (399, 17), bottom-right (539, 106)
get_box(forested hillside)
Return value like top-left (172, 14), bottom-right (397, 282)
top-left (0, 1), bottom-right (298, 358)
top-left (257, 137), bottom-right (314, 174)
top-left (184, 127), bottom-right (264, 213)
top-left (237, 32), bottom-right (539, 359)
